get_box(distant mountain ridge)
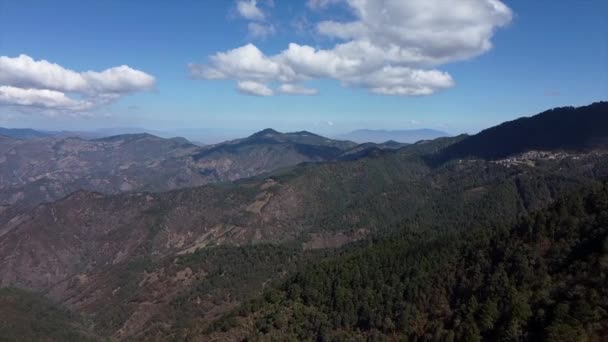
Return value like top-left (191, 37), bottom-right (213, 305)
top-left (217, 128), bottom-right (356, 149)
top-left (0, 129), bottom-right (373, 210)
top-left (440, 102), bottom-right (608, 160)
top-left (337, 128), bottom-right (449, 143)
top-left (0, 127), bottom-right (50, 139)
top-left (195, 128), bottom-right (357, 161)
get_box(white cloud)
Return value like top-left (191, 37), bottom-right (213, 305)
top-left (190, 44), bottom-right (296, 82)
top-left (236, 1), bottom-right (275, 39)
top-left (279, 84), bottom-right (319, 95)
top-left (0, 55), bottom-right (86, 93)
top-left (237, 80), bottom-right (274, 96)
top-left (236, 0), bottom-right (265, 21)
top-left (81, 65), bottom-right (155, 94)
top-left (192, 0), bottom-right (512, 97)
top-left (0, 54), bottom-right (155, 113)
top-left (248, 22), bottom-right (276, 39)
top-left (0, 55), bottom-right (155, 95)
top-left (315, 0), bottom-right (513, 65)
top-left (343, 66), bottom-right (455, 96)
top-left (0, 86), bottom-right (93, 111)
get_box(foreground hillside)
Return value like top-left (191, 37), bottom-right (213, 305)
top-left (0, 287), bottom-right (98, 341)
top-left (208, 184), bottom-right (608, 341)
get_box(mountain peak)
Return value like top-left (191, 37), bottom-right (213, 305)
top-left (249, 128), bottom-right (281, 139)
top-left (289, 130), bottom-right (319, 136)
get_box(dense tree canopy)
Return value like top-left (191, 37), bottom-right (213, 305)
top-left (211, 184), bottom-right (608, 341)
top-left (439, 102), bottom-right (608, 160)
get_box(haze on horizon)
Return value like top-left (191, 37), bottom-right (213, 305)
top-left (0, 0), bottom-right (606, 139)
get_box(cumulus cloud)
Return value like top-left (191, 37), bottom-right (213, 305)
top-left (0, 86), bottom-right (93, 111)
top-left (315, 0), bottom-right (512, 65)
top-left (236, 1), bottom-right (276, 39)
top-left (342, 66), bottom-right (454, 96)
top-left (190, 44), bottom-right (296, 82)
top-left (237, 80), bottom-right (274, 96)
top-left (236, 0), bottom-right (265, 21)
top-left (0, 54), bottom-right (155, 113)
top-left (192, 0), bottom-right (512, 96)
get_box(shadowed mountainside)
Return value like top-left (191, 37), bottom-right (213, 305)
top-left (439, 102), bottom-right (608, 161)
top-left (0, 287), bottom-right (99, 341)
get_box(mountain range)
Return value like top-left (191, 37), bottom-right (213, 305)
top-left (0, 102), bottom-right (607, 341)
top-left (0, 128), bottom-right (375, 211)
top-left (0, 127), bottom-right (51, 139)
top-left (336, 128), bottom-right (449, 143)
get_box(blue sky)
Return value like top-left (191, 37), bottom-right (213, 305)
top-left (0, 0), bottom-right (606, 141)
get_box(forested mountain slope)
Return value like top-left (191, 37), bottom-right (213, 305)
top-left (440, 102), bottom-right (608, 160)
top-left (0, 287), bottom-right (98, 341)
top-left (207, 184), bottom-right (608, 341)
